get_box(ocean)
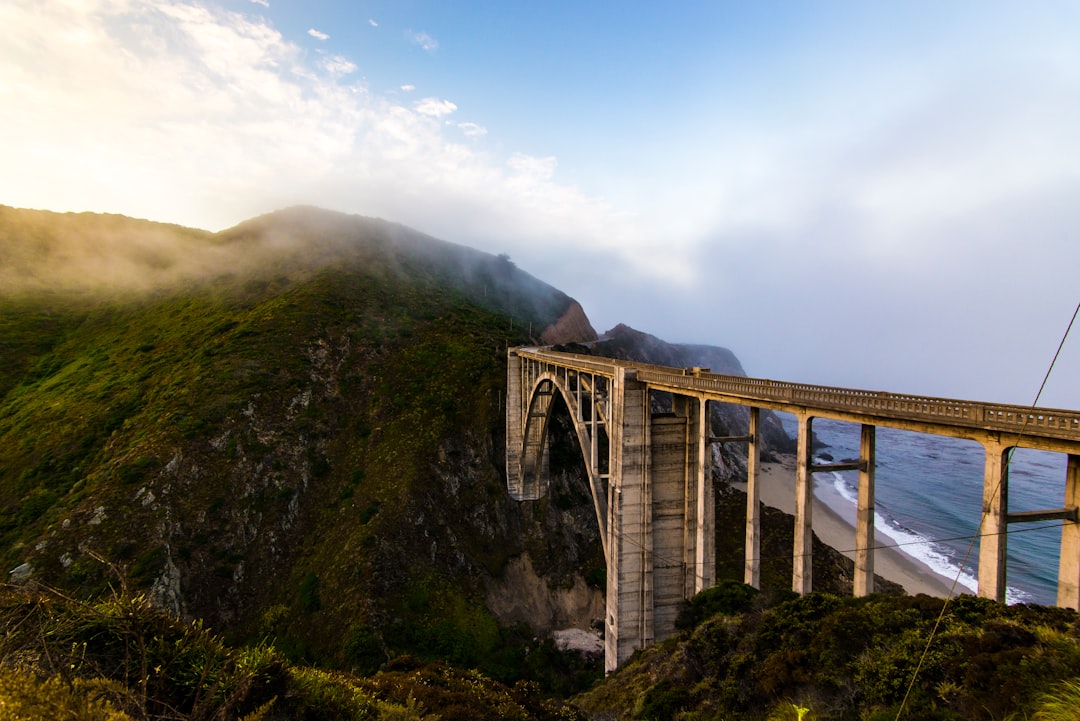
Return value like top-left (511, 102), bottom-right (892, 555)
top-left (778, 415), bottom-right (1068, 605)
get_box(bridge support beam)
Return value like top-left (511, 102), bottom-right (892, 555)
top-left (1058, 455), bottom-right (1080, 609)
top-left (644, 395), bottom-right (714, 653)
top-left (506, 351), bottom-right (524, 497)
top-left (606, 368), bottom-right (649, 672)
top-left (693, 397), bottom-right (714, 594)
top-left (978, 439), bottom-right (1011, 603)
top-left (794, 413), bottom-right (814, 595)
top-left (744, 408), bottom-right (761, 588)
top-left (854, 424), bottom-right (876, 597)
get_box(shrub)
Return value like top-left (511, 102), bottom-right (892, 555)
top-left (0, 667), bottom-right (135, 720)
top-left (633, 680), bottom-right (690, 720)
top-left (676, 579), bottom-right (759, 629)
top-left (1034, 678), bottom-right (1080, 721)
top-left (299, 571), bottom-right (322, 612)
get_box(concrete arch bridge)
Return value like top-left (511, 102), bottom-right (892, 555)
top-left (505, 347), bottom-right (1080, 672)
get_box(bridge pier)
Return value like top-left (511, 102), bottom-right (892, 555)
top-left (744, 408), bottom-right (762, 588)
top-left (854, 424), bottom-right (877, 597)
top-left (506, 351), bottom-right (524, 496)
top-left (978, 439), bottom-right (1011, 603)
top-left (1058, 455), bottom-right (1080, 609)
top-left (605, 368), bottom-right (650, 671)
top-left (794, 413), bottom-right (814, 595)
top-left (687, 396), bottom-right (713, 595)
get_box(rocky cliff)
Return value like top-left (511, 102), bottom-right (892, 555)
top-left (540, 300), bottom-right (598, 345)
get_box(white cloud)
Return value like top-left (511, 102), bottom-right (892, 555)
top-left (322, 55), bottom-right (356, 77)
top-left (409, 31), bottom-right (438, 52)
top-left (368, 19), bottom-right (378, 28)
top-left (250, 0), bottom-right (269, 6)
top-left (307, 28), bottom-right (328, 41)
top-left (458, 122), bottom-right (487, 137)
top-left (414, 97), bottom-right (457, 117)
top-left (0, 0), bottom-right (660, 287)
top-left (400, 84), bottom-right (415, 92)
top-left (508, 153), bottom-right (556, 180)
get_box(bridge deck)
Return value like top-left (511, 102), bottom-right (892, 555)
top-left (509, 347), bottom-right (1080, 671)
top-left (516, 347), bottom-right (1080, 453)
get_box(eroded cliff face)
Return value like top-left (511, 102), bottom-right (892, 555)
top-left (485, 555), bottom-right (604, 635)
top-left (540, 300), bottom-right (598, 345)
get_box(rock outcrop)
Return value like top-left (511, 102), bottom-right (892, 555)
top-left (540, 300), bottom-right (598, 345)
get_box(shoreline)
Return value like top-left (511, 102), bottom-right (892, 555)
top-left (734, 455), bottom-right (958, 598)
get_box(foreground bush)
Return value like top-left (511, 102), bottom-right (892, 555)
top-left (577, 587), bottom-right (1080, 720)
top-left (0, 585), bottom-right (582, 720)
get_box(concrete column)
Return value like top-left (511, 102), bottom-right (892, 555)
top-left (854, 424), bottom-right (876, 597)
top-left (694, 397), bottom-right (714, 593)
top-left (744, 407), bottom-right (761, 588)
top-left (1057, 454), bottom-right (1080, 609)
top-left (605, 368), bottom-right (650, 673)
top-left (505, 351), bottom-right (523, 498)
top-left (978, 439), bottom-right (1010, 603)
top-left (794, 413), bottom-right (814, 595)
top-left (650, 411), bottom-right (691, 639)
top-left (672, 396), bottom-right (696, 601)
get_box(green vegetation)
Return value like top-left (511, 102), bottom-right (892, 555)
top-left (0, 205), bottom-right (598, 698)
top-left (0, 585), bottom-right (581, 720)
top-left (576, 587), bottom-right (1080, 720)
top-left (1034, 679), bottom-right (1080, 721)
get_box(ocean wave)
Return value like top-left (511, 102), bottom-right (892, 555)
top-left (816, 466), bottom-right (1031, 605)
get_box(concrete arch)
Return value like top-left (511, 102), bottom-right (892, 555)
top-left (508, 351), bottom-right (716, 671)
top-left (520, 372), bottom-right (609, 555)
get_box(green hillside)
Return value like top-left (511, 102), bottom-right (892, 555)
top-left (0, 205), bottom-right (602, 687)
top-left (575, 586), bottom-right (1080, 720)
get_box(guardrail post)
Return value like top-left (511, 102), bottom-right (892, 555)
top-left (1058, 454), bottom-right (1080, 609)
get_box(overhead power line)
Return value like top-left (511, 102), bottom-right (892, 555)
top-left (895, 300), bottom-right (1080, 721)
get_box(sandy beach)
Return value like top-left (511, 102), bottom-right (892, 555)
top-left (734, 455), bottom-right (959, 598)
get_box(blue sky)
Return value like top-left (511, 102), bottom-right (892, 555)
top-left (2, 0), bottom-right (1078, 408)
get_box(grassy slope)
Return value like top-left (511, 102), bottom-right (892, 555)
top-left (0, 206), bottom-right (599, 689)
top-left (0, 585), bottom-right (583, 721)
top-left (576, 586), bottom-right (1080, 721)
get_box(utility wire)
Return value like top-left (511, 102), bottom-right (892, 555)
top-left (606, 499), bottom-right (1068, 590)
top-left (894, 300), bottom-right (1079, 721)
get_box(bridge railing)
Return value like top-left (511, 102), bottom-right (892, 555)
top-left (516, 348), bottom-right (621, 378)
top-left (633, 368), bottom-right (1080, 442)
top-left (515, 347), bottom-right (1080, 445)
